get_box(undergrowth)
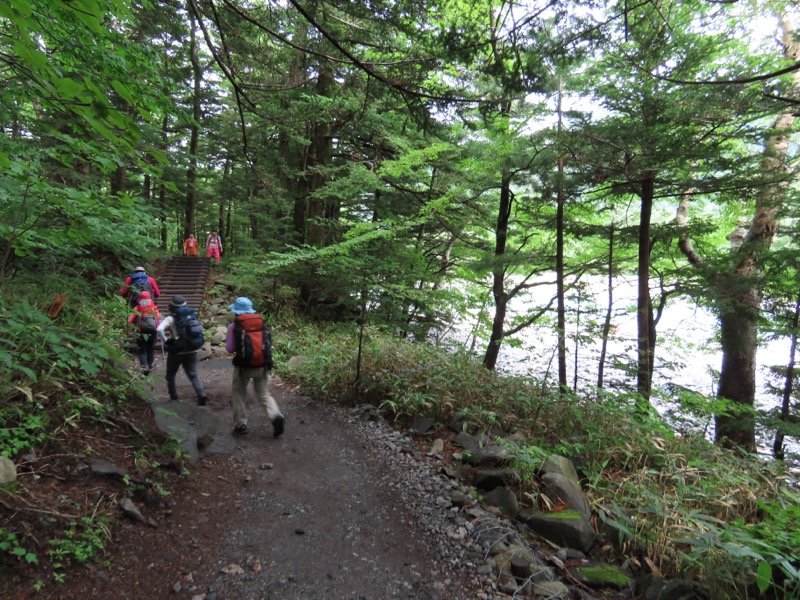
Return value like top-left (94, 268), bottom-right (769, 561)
top-left (0, 293), bottom-right (186, 590)
top-left (279, 320), bottom-right (800, 599)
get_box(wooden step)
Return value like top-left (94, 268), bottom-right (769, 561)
top-left (155, 256), bottom-right (212, 316)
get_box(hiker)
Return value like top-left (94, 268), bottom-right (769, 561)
top-left (127, 291), bottom-right (160, 375)
top-left (225, 297), bottom-right (284, 437)
top-left (205, 230), bottom-right (223, 262)
top-left (120, 266), bottom-right (161, 307)
top-left (156, 295), bottom-right (208, 406)
top-left (183, 233), bottom-right (199, 256)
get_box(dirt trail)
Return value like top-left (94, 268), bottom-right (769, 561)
top-left (51, 358), bottom-right (480, 600)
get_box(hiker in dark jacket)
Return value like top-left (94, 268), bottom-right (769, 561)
top-left (156, 295), bottom-right (208, 407)
top-left (127, 291), bottom-right (160, 375)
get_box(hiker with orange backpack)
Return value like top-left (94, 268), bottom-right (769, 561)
top-left (225, 297), bottom-right (284, 437)
top-left (127, 291), bottom-right (161, 375)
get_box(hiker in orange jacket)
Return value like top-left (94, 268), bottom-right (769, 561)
top-left (183, 234), bottom-right (199, 256)
top-left (127, 291), bottom-right (161, 375)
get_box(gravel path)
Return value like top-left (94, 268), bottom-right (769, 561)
top-left (163, 362), bottom-right (504, 600)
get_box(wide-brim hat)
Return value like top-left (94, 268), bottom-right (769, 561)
top-left (134, 266), bottom-right (146, 272)
top-left (169, 295), bottom-right (187, 311)
top-left (229, 297), bottom-right (256, 315)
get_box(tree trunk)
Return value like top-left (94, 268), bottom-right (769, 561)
top-left (636, 173), bottom-right (655, 401)
top-left (159, 114), bottom-right (169, 250)
top-left (715, 14), bottom-right (798, 450)
top-left (307, 59), bottom-right (334, 248)
top-left (185, 1), bottom-right (203, 239)
top-left (555, 83), bottom-right (567, 390)
top-left (482, 170), bottom-right (512, 370)
top-left (597, 225), bottom-right (615, 389)
top-left (773, 294), bottom-right (800, 460)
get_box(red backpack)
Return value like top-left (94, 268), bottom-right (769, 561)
top-left (135, 293), bottom-right (159, 333)
top-left (232, 313), bottom-right (273, 369)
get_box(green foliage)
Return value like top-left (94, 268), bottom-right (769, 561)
top-left (47, 517), bottom-right (109, 567)
top-left (0, 529), bottom-right (38, 567)
top-left (0, 296), bottom-right (136, 459)
top-left (283, 320), bottom-right (800, 597)
top-left (282, 320), bottom-right (550, 431)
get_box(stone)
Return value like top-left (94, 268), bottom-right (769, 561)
top-left (510, 555), bottom-right (532, 579)
top-left (0, 456), bottom-right (17, 485)
top-left (519, 509), bottom-right (596, 552)
top-left (541, 472), bottom-right (592, 519)
top-left (90, 458), bottom-right (127, 479)
top-left (532, 580), bottom-right (570, 599)
top-left (454, 431), bottom-right (479, 453)
top-left (119, 498), bottom-right (144, 522)
top-left (450, 491), bottom-right (470, 507)
top-left (465, 445), bottom-right (512, 467)
top-left (409, 417), bottom-right (435, 434)
top-left (569, 563), bottom-right (632, 590)
top-left (540, 455), bottom-right (580, 483)
top-left (483, 486), bottom-right (519, 516)
top-left (472, 467), bottom-right (517, 491)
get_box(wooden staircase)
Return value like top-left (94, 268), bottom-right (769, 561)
top-left (155, 256), bottom-right (211, 315)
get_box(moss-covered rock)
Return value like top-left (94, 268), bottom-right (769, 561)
top-left (569, 563), bottom-right (632, 590)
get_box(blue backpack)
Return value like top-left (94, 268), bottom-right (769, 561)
top-left (127, 272), bottom-right (152, 307)
top-left (171, 306), bottom-right (204, 352)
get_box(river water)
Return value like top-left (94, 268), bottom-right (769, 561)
top-left (440, 275), bottom-right (799, 464)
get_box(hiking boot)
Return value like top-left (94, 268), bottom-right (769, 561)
top-left (272, 415), bottom-right (285, 438)
top-left (198, 396), bottom-right (207, 407)
top-left (233, 424), bottom-right (249, 436)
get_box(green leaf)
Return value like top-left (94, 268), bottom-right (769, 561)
top-left (5, 0), bottom-right (32, 17)
top-left (756, 560), bottom-right (772, 593)
top-left (111, 79), bottom-right (136, 106)
top-left (11, 39), bottom-right (49, 72)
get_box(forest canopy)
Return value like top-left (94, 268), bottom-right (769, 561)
top-left (1, 0), bottom-right (799, 453)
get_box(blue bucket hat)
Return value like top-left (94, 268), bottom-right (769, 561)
top-left (229, 297), bottom-right (256, 315)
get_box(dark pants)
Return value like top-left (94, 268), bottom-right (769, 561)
top-left (135, 333), bottom-right (156, 370)
top-left (165, 350), bottom-right (206, 402)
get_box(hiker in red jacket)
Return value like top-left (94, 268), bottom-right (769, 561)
top-left (127, 291), bottom-right (161, 375)
top-left (120, 266), bottom-right (161, 307)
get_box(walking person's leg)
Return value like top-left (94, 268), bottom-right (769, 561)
top-left (231, 367), bottom-right (251, 433)
top-left (145, 334), bottom-right (156, 373)
top-left (136, 335), bottom-right (148, 371)
top-left (165, 351), bottom-right (181, 401)
top-left (252, 368), bottom-right (284, 437)
top-left (181, 352), bottom-right (207, 406)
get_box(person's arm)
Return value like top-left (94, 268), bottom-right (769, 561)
top-left (120, 276), bottom-right (131, 297)
top-left (149, 278), bottom-right (160, 298)
top-left (225, 322), bottom-right (236, 353)
top-left (156, 315), bottom-right (173, 343)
